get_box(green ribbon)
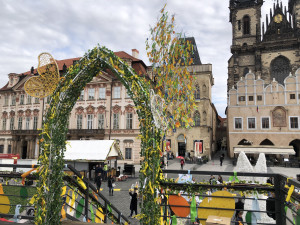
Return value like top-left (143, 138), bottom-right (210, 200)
top-left (171, 215), bottom-right (177, 225)
top-left (90, 205), bottom-right (95, 222)
top-left (190, 194), bottom-right (197, 223)
top-left (107, 204), bottom-right (112, 214)
top-left (229, 171), bottom-right (239, 182)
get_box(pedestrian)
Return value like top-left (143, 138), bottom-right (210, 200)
top-left (266, 192), bottom-right (276, 220)
top-left (218, 175), bottom-right (223, 184)
top-left (129, 187), bottom-right (138, 217)
top-left (209, 175), bottom-right (216, 185)
top-left (180, 159), bottom-right (184, 170)
top-left (220, 154), bottom-right (224, 166)
top-left (235, 211), bottom-right (243, 225)
top-left (95, 173), bottom-right (102, 193)
top-left (235, 197), bottom-right (244, 218)
top-left (103, 164), bottom-right (108, 181)
top-left (108, 175), bottom-right (115, 196)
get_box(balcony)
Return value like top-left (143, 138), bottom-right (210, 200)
top-left (11, 130), bottom-right (41, 136)
top-left (68, 129), bottom-right (105, 136)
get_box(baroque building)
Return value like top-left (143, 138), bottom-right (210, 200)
top-left (0, 50), bottom-right (146, 164)
top-left (228, 0), bottom-right (300, 91)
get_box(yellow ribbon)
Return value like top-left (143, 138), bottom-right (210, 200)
top-left (77, 176), bottom-right (87, 190)
top-left (286, 185), bottom-right (295, 203)
top-left (61, 186), bottom-right (67, 196)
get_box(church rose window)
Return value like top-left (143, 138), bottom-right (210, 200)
top-left (270, 56), bottom-right (290, 84)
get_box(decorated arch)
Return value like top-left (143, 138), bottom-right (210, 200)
top-left (30, 47), bottom-right (162, 225)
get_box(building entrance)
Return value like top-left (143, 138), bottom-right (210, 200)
top-left (178, 142), bottom-right (186, 157)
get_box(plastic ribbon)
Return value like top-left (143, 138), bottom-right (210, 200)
top-left (13, 204), bottom-right (21, 223)
top-left (77, 176), bottom-right (87, 190)
top-left (90, 205), bottom-right (95, 222)
top-left (160, 206), bottom-right (164, 225)
top-left (171, 215), bottom-right (177, 225)
top-left (61, 186), bottom-right (67, 196)
top-left (229, 171), bottom-right (239, 182)
top-left (107, 204), bottom-right (112, 213)
top-left (95, 207), bottom-right (104, 223)
top-left (61, 203), bottom-right (66, 220)
top-left (285, 185), bottom-right (294, 203)
top-left (21, 166), bottom-right (37, 185)
top-left (190, 194), bottom-right (197, 223)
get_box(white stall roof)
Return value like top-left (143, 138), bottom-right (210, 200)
top-left (234, 146), bottom-right (295, 155)
top-left (64, 140), bottom-right (123, 162)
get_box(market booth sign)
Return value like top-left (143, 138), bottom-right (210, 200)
top-left (234, 146), bottom-right (295, 155)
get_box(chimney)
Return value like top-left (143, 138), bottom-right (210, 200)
top-left (132, 49), bottom-right (139, 59)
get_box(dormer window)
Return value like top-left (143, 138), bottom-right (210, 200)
top-left (243, 15), bottom-right (250, 35)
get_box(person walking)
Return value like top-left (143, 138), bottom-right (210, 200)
top-left (95, 173), bottom-right (102, 193)
top-left (180, 159), bottom-right (184, 170)
top-left (220, 154), bottom-right (224, 166)
top-left (218, 175), bottom-right (223, 184)
top-left (108, 175), bottom-right (115, 196)
top-left (103, 164), bottom-right (108, 181)
top-left (235, 197), bottom-right (244, 219)
top-left (129, 187), bottom-right (138, 217)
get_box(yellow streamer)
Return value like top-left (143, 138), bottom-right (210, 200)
top-left (61, 186), bottom-right (67, 196)
top-left (286, 185), bottom-right (295, 203)
top-left (95, 207), bottom-right (105, 223)
top-left (77, 176), bottom-right (87, 190)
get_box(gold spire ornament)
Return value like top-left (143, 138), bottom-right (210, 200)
top-left (24, 52), bottom-right (60, 98)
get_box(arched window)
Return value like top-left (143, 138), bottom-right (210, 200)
top-left (194, 84), bottom-right (200, 100)
top-left (243, 67), bottom-right (249, 76)
top-left (243, 15), bottom-right (250, 35)
top-left (270, 56), bottom-right (290, 84)
top-left (238, 139), bottom-right (252, 145)
top-left (194, 111), bottom-right (200, 126)
top-left (260, 139), bottom-right (274, 146)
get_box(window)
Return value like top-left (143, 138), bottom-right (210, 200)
top-left (248, 96), bottom-right (254, 101)
top-left (270, 56), bottom-right (290, 85)
top-left (194, 111), bottom-right (200, 126)
top-left (290, 117), bottom-right (298, 129)
top-left (125, 148), bottom-right (132, 160)
top-left (243, 15), bottom-right (250, 35)
top-left (88, 88), bottom-right (95, 100)
top-left (27, 95), bottom-right (32, 104)
top-left (113, 113), bottom-right (119, 129)
top-left (290, 94), bottom-right (295, 100)
top-left (243, 67), bottom-right (249, 76)
top-left (77, 115), bottom-right (83, 129)
top-left (2, 118), bottom-right (6, 130)
top-left (35, 98), bottom-right (40, 104)
top-left (79, 90), bottom-right (84, 101)
top-left (87, 114), bottom-right (93, 129)
top-left (4, 96), bottom-right (9, 106)
top-left (234, 118), bottom-right (242, 129)
top-left (248, 118), bottom-right (256, 129)
top-left (257, 95), bottom-right (262, 101)
top-left (261, 117), bottom-right (270, 129)
top-left (99, 88), bottom-right (106, 99)
top-left (194, 85), bottom-right (200, 100)
top-left (238, 96), bottom-right (245, 101)
top-left (113, 86), bottom-right (121, 99)
top-left (18, 117), bottom-right (22, 130)
top-left (26, 117), bottom-right (30, 130)
top-left (10, 117), bottom-right (14, 130)
top-left (7, 145), bottom-right (11, 154)
top-left (126, 113), bottom-right (133, 129)
top-left (11, 95), bottom-right (16, 106)
top-left (20, 95), bottom-right (24, 105)
top-left (98, 114), bottom-right (104, 129)
top-left (33, 117), bottom-right (38, 130)
top-left (0, 145), bottom-right (3, 154)
top-left (298, 94), bottom-right (300, 100)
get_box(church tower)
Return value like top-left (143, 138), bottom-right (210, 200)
top-left (228, 0), bottom-right (263, 90)
top-left (228, 0), bottom-right (300, 91)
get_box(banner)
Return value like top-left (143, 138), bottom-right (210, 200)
top-left (166, 140), bottom-right (171, 152)
top-left (194, 140), bottom-right (203, 155)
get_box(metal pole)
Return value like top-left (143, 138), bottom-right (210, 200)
top-left (104, 201), bottom-right (108, 223)
top-left (274, 174), bottom-right (286, 225)
top-left (85, 182), bottom-right (89, 221)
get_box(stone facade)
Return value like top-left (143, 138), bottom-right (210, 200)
top-left (227, 68), bottom-right (300, 158)
top-left (165, 64), bottom-right (218, 159)
top-left (228, 0), bottom-right (300, 91)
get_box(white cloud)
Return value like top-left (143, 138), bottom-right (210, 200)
top-left (0, 0), bottom-right (289, 117)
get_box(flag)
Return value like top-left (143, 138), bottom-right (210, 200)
top-left (256, 106), bottom-right (258, 113)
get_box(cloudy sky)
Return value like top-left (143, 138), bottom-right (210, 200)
top-left (0, 0), bottom-right (288, 117)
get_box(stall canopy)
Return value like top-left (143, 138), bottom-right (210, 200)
top-left (64, 140), bottom-right (123, 162)
top-left (234, 146), bottom-right (296, 155)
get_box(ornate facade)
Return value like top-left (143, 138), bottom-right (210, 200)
top-left (228, 0), bottom-right (300, 91)
top-left (0, 50), bottom-right (146, 164)
top-left (227, 68), bottom-right (300, 158)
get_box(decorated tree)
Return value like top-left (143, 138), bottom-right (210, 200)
top-left (139, 5), bottom-right (197, 224)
